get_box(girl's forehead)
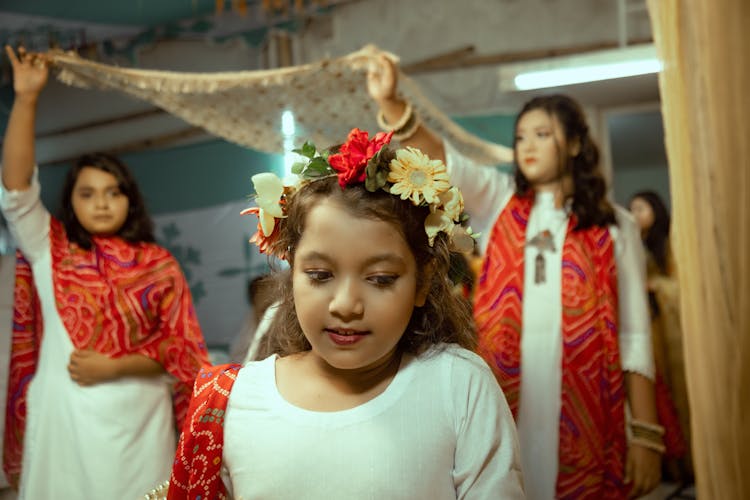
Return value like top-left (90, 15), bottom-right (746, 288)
top-left (74, 167), bottom-right (119, 186)
top-left (296, 200), bottom-right (414, 259)
top-left (517, 108), bottom-right (557, 128)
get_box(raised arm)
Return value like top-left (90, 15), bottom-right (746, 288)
top-left (2, 46), bottom-right (49, 191)
top-left (367, 54), bottom-right (446, 162)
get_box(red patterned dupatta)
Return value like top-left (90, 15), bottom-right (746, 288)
top-left (168, 364), bottom-right (240, 500)
top-left (473, 194), bottom-right (626, 500)
top-left (3, 218), bottom-right (210, 487)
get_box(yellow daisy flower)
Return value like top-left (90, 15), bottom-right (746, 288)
top-left (387, 147), bottom-right (451, 205)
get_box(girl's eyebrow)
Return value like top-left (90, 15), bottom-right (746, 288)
top-left (74, 183), bottom-right (120, 191)
top-left (297, 251), bottom-right (406, 267)
top-left (518, 125), bottom-right (551, 132)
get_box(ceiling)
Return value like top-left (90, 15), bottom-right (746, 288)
top-left (0, 0), bottom-right (219, 26)
top-left (0, 0), bottom-right (666, 171)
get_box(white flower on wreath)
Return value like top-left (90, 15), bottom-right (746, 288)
top-left (424, 210), bottom-right (456, 246)
top-left (435, 186), bottom-right (464, 221)
top-left (251, 172), bottom-right (286, 236)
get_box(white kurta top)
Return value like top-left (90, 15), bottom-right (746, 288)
top-left (444, 142), bottom-right (654, 500)
top-left (223, 345), bottom-right (526, 499)
top-left (0, 173), bottom-right (176, 500)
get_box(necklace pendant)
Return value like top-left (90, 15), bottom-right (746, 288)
top-left (534, 253), bottom-right (546, 284)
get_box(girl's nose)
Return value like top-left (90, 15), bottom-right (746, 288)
top-left (328, 278), bottom-right (364, 319)
top-left (95, 194), bottom-right (108, 208)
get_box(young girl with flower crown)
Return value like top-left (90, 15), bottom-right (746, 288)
top-left (166, 128), bottom-right (525, 499)
top-left (1, 46), bottom-right (210, 499)
top-left (367, 55), bottom-right (663, 500)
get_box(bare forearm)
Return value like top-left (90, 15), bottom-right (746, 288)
top-left (2, 94), bottom-right (38, 190)
top-left (376, 97), bottom-right (446, 162)
top-left (115, 354), bottom-right (166, 378)
top-left (626, 372), bottom-right (659, 423)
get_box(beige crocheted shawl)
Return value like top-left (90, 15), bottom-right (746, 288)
top-left (49, 45), bottom-right (512, 165)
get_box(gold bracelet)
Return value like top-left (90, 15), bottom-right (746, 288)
top-left (631, 426), bottom-right (664, 441)
top-left (630, 436), bottom-right (666, 454)
top-left (630, 419), bottom-right (665, 436)
top-left (392, 115), bottom-right (421, 142)
top-left (376, 101), bottom-right (413, 132)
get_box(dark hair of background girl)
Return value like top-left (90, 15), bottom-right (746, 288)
top-left (630, 190), bottom-right (671, 274)
top-left (513, 94), bottom-right (617, 230)
top-left (255, 175), bottom-right (477, 359)
top-left (60, 153), bottom-right (155, 249)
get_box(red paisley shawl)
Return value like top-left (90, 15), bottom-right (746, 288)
top-left (168, 364), bottom-right (241, 500)
top-left (3, 218), bottom-right (210, 487)
top-left (473, 193), bottom-right (626, 500)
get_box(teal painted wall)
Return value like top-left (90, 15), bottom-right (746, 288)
top-left (453, 114), bottom-right (515, 151)
top-left (39, 139), bottom-right (282, 216)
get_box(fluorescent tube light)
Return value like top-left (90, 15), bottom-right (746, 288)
top-left (500, 44), bottom-right (662, 91)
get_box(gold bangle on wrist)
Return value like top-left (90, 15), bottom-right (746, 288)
top-left (630, 419), bottom-right (666, 436)
top-left (392, 113), bottom-right (421, 142)
top-left (377, 101), bottom-right (413, 132)
top-left (630, 436), bottom-right (666, 454)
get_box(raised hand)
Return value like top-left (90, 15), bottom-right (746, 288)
top-left (5, 45), bottom-right (50, 99)
top-left (366, 54), bottom-right (399, 104)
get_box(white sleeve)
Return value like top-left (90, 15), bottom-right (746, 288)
top-left (450, 350), bottom-right (525, 499)
top-left (243, 301), bottom-right (281, 364)
top-left (0, 167), bottom-right (50, 264)
top-left (612, 205), bottom-right (655, 380)
top-left (443, 140), bottom-right (514, 249)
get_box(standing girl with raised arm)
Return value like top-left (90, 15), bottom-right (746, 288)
top-left (368, 55), bottom-right (662, 499)
top-left (168, 128), bottom-right (525, 499)
top-left (1, 46), bottom-right (210, 499)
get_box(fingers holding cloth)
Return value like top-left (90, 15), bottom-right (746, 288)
top-left (5, 45), bottom-right (52, 98)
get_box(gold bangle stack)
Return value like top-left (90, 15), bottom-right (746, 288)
top-left (629, 419), bottom-right (666, 454)
top-left (376, 101), bottom-right (421, 142)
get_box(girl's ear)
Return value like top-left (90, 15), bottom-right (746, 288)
top-left (568, 138), bottom-right (581, 157)
top-left (415, 260), bottom-right (435, 307)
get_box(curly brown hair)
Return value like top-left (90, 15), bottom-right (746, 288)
top-left (254, 175), bottom-right (477, 359)
top-left (513, 94), bottom-right (617, 230)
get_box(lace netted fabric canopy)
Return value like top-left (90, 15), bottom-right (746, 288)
top-left (48, 45), bottom-right (512, 165)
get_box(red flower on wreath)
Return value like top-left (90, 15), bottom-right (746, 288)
top-left (328, 128), bottom-right (394, 188)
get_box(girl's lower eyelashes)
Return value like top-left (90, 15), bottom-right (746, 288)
top-left (304, 270), bottom-right (332, 282)
top-left (368, 275), bottom-right (398, 286)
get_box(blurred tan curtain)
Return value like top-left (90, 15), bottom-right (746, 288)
top-left (647, 1), bottom-right (749, 498)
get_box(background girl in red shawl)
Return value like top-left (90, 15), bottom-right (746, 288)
top-left (368, 55), bottom-right (664, 500)
top-left (0, 46), bottom-right (209, 499)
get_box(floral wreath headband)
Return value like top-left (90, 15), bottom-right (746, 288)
top-left (241, 128), bottom-right (478, 259)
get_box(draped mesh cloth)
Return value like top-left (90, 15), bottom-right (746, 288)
top-left (47, 45), bottom-right (512, 165)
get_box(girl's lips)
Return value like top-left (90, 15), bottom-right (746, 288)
top-left (325, 328), bottom-right (369, 346)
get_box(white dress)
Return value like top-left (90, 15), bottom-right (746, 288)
top-left (223, 345), bottom-right (526, 499)
top-left (444, 142), bottom-right (654, 500)
top-left (0, 173), bottom-right (176, 499)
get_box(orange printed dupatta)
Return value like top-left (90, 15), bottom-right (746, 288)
top-left (168, 364), bottom-right (240, 500)
top-left (473, 194), bottom-right (626, 500)
top-left (3, 218), bottom-right (210, 487)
